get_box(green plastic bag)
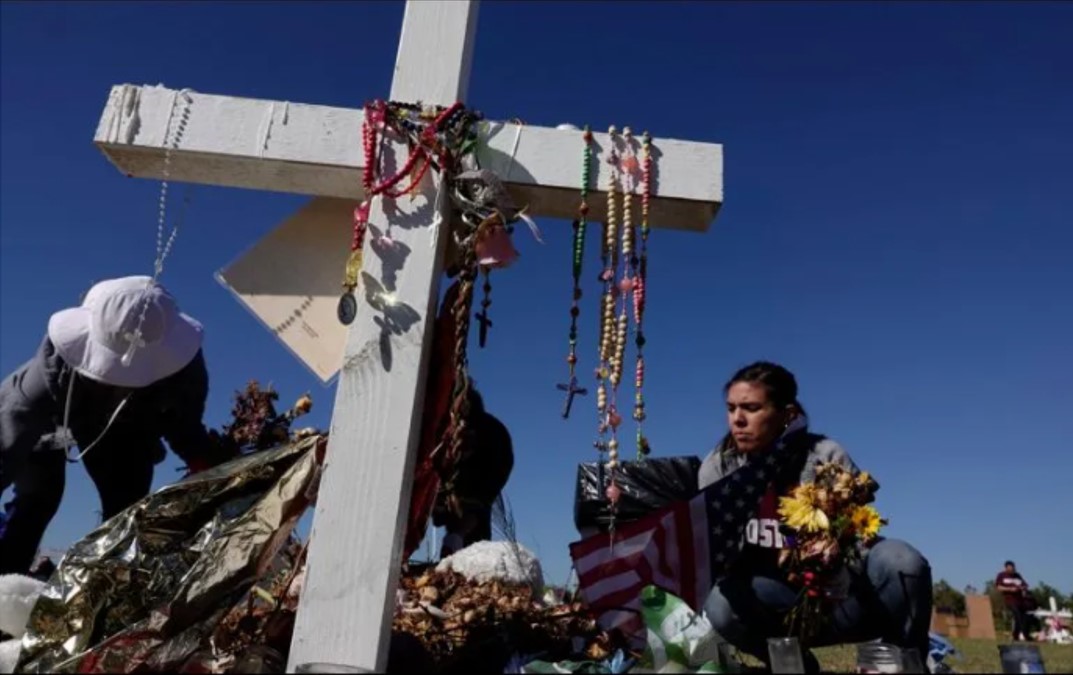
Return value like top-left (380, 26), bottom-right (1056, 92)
top-left (634, 586), bottom-right (731, 673)
top-left (521, 586), bottom-right (737, 674)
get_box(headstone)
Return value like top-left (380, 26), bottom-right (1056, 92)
top-left (966, 593), bottom-right (997, 640)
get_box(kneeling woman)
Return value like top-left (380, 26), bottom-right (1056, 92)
top-left (699, 362), bottom-right (933, 672)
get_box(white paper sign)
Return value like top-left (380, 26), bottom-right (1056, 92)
top-left (216, 197), bottom-right (357, 384)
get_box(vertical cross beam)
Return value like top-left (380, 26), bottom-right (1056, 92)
top-left (287, 2), bottom-right (479, 671)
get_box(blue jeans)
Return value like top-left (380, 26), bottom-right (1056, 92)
top-left (703, 539), bottom-right (933, 669)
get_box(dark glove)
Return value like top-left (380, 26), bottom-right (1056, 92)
top-left (185, 456), bottom-right (214, 474)
top-left (182, 431), bottom-right (240, 475)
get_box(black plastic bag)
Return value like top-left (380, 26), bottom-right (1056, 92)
top-left (574, 457), bottom-right (701, 535)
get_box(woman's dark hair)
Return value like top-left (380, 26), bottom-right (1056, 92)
top-left (725, 361), bottom-right (805, 415)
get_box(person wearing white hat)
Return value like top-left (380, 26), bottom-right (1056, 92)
top-left (0, 276), bottom-right (232, 575)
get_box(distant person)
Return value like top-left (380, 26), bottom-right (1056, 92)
top-left (996, 560), bottom-right (1032, 641)
top-left (0, 276), bottom-right (232, 576)
top-left (432, 387), bottom-right (514, 558)
top-left (699, 362), bottom-right (933, 674)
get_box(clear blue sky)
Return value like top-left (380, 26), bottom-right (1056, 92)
top-left (2, 1), bottom-right (1071, 594)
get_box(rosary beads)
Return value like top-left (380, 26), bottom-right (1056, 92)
top-left (557, 126), bottom-right (593, 418)
top-left (476, 267), bottom-right (493, 348)
top-left (633, 132), bottom-right (652, 458)
top-left (339, 100), bottom-right (476, 326)
top-left (551, 124), bottom-right (660, 523)
top-left (600, 126), bottom-right (623, 514)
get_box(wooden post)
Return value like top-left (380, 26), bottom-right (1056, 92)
top-left (285, 2), bottom-right (479, 671)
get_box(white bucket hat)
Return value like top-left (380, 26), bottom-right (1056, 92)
top-left (47, 276), bottom-right (204, 388)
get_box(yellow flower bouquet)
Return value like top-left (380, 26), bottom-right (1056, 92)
top-left (776, 462), bottom-right (886, 640)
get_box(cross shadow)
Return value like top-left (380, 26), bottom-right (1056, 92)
top-left (368, 223), bottom-right (411, 291)
top-left (357, 133), bottom-right (442, 372)
top-left (377, 133), bottom-right (436, 229)
top-left (360, 271), bottom-right (420, 373)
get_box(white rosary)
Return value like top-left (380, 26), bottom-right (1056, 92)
top-left (121, 88), bottom-right (194, 367)
top-left (61, 89), bottom-right (194, 463)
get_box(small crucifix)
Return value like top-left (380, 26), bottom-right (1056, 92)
top-left (120, 328), bottom-right (146, 367)
top-left (556, 376), bottom-right (587, 419)
top-left (474, 307), bottom-right (492, 348)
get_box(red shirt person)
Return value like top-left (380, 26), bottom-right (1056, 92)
top-left (996, 560), bottom-right (1033, 641)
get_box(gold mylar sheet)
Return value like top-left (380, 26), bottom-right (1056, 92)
top-left (16, 435), bottom-right (324, 673)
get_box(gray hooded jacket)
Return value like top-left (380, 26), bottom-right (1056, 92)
top-left (699, 432), bottom-right (862, 491)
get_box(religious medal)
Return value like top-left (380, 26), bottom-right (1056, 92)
top-left (337, 248), bottom-right (363, 325)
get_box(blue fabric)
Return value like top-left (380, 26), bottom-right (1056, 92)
top-left (703, 538), bottom-right (933, 669)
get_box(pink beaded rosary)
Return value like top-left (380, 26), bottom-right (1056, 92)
top-left (339, 100), bottom-right (467, 325)
top-left (633, 131), bottom-right (652, 457)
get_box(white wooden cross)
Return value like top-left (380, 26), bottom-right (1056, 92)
top-left (91, 2), bottom-right (723, 671)
top-left (1032, 596), bottom-right (1073, 643)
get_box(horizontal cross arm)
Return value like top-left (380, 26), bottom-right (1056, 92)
top-left (95, 84), bottom-right (723, 231)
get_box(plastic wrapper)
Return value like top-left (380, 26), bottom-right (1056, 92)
top-left (520, 585), bottom-right (742, 675)
top-left (574, 458), bottom-right (701, 535)
top-left (521, 650), bottom-right (633, 674)
top-left (633, 586), bottom-right (731, 674)
top-left (15, 435), bottom-right (325, 674)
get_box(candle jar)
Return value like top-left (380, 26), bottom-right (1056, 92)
top-left (768, 637), bottom-right (806, 674)
top-left (856, 642), bottom-right (905, 673)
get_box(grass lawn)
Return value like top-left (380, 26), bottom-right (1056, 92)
top-left (739, 638), bottom-right (1072, 672)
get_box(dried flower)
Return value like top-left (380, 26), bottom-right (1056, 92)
top-left (778, 461), bottom-right (888, 642)
top-left (294, 393), bottom-right (313, 415)
top-left (778, 490), bottom-right (830, 533)
top-left (850, 504), bottom-right (883, 540)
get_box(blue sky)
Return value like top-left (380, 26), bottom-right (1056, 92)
top-left (2, 1), bottom-right (1071, 594)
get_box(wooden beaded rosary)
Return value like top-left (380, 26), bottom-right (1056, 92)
top-left (560, 124), bottom-right (656, 533)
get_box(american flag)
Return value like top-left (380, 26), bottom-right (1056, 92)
top-left (568, 420), bottom-right (805, 641)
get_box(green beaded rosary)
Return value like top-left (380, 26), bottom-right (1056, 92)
top-left (557, 125), bottom-right (594, 418)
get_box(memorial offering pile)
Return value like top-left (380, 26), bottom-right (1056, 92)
top-left (393, 543), bottom-right (625, 672)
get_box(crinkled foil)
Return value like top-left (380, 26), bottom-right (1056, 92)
top-left (16, 435), bottom-right (325, 674)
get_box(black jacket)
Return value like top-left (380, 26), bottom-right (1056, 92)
top-left (2, 335), bottom-right (215, 468)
